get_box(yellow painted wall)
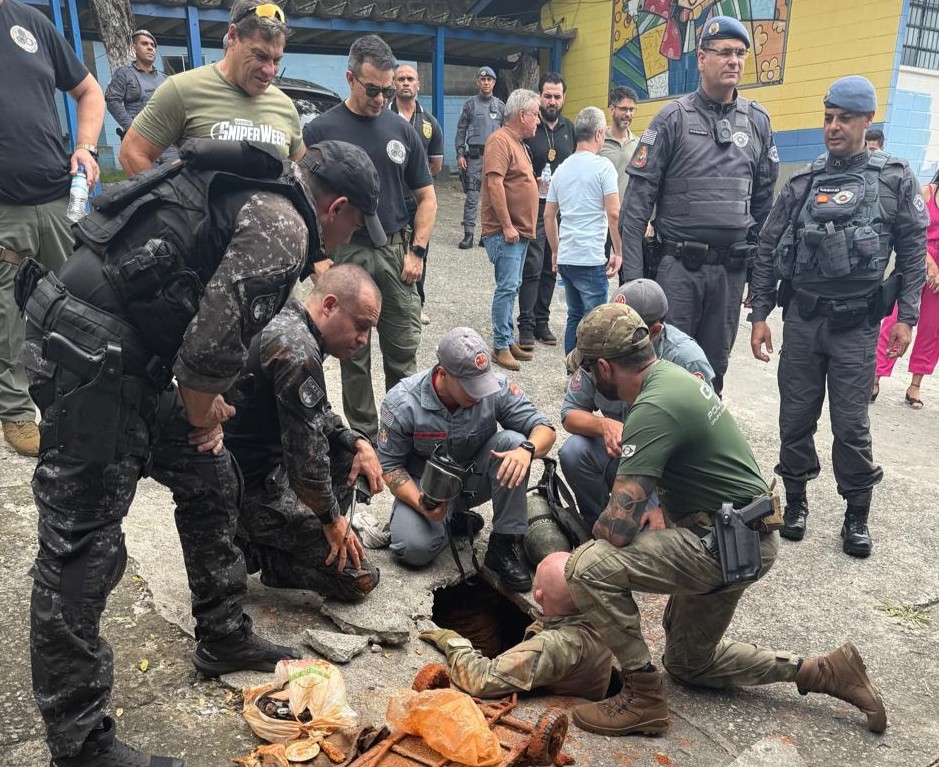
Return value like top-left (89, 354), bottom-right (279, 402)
top-left (546, 0), bottom-right (904, 134)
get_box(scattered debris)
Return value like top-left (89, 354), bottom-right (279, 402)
top-left (876, 601), bottom-right (932, 629)
top-left (303, 629), bottom-right (371, 664)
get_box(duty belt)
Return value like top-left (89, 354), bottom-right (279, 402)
top-left (660, 239), bottom-right (753, 271)
top-left (466, 145), bottom-right (484, 159)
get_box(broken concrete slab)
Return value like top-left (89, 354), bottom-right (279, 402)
top-left (728, 736), bottom-right (806, 766)
top-left (303, 629), bottom-right (370, 664)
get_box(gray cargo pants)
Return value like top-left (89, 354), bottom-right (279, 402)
top-left (461, 154), bottom-right (484, 235)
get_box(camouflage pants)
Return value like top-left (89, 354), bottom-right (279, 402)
top-left (25, 340), bottom-right (248, 759)
top-left (237, 450), bottom-right (378, 601)
top-left (565, 529), bottom-right (801, 687)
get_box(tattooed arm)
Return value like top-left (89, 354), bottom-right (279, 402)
top-left (381, 467), bottom-right (447, 522)
top-left (593, 474), bottom-right (658, 548)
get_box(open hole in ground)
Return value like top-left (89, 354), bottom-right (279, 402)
top-left (432, 580), bottom-right (530, 658)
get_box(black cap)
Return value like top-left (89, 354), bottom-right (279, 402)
top-left (301, 141), bottom-right (385, 248)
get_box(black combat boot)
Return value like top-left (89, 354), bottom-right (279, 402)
top-left (484, 533), bottom-right (532, 592)
top-left (841, 505), bottom-right (873, 558)
top-left (780, 496), bottom-right (809, 541)
top-left (51, 717), bottom-right (184, 767)
top-left (192, 619), bottom-right (301, 676)
top-left (458, 232), bottom-right (474, 249)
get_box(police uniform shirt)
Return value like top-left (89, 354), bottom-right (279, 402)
top-left (305, 103), bottom-right (432, 235)
top-left (390, 99), bottom-right (443, 167)
top-left (525, 115), bottom-right (576, 178)
top-left (456, 95), bottom-right (505, 155)
top-left (377, 368), bottom-right (554, 475)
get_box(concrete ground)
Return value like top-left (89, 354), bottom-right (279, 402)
top-left (1, 180), bottom-right (938, 767)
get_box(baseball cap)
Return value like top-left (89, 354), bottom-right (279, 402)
top-left (477, 66), bottom-right (497, 79)
top-left (301, 141), bottom-right (386, 248)
top-left (700, 15), bottom-right (751, 48)
top-left (824, 76), bottom-right (877, 114)
top-left (610, 279), bottom-right (668, 324)
top-left (436, 327), bottom-right (501, 399)
top-left (576, 304), bottom-right (651, 363)
top-left (132, 29), bottom-right (156, 44)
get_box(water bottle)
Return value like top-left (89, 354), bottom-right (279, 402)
top-left (66, 164), bottom-right (89, 223)
top-left (539, 163), bottom-right (552, 198)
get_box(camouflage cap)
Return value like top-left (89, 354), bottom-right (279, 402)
top-left (575, 303), bottom-right (650, 362)
top-left (436, 327), bottom-right (501, 399)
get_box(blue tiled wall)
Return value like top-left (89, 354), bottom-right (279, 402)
top-left (887, 88), bottom-right (933, 182)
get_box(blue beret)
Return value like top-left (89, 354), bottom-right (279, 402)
top-left (477, 66), bottom-right (496, 79)
top-left (700, 16), bottom-right (751, 48)
top-left (824, 76), bottom-right (877, 113)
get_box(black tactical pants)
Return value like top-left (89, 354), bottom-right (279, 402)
top-left (24, 339), bottom-right (248, 760)
top-left (236, 449), bottom-right (378, 602)
top-left (656, 255), bottom-right (747, 394)
top-left (517, 207), bottom-right (557, 336)
top-left (775, 312), bottom-right (883, 505)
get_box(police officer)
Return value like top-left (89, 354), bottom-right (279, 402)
top-left (559, 280), bottom-right (714, 526)
top-left (418, 552), bottom-right (614, 699)
top-left (225, 264), bottom-right (384, 602)
top-left (620, 15), bottom-right (779, 395)
top-left (456, 67), bottom-right (505, 249)
top-left (750, 76), bottom-right (927, 557)
top-left (378, 327), bottom-right (555, 591)
top-left (18, 139), bottom-right (383, 767)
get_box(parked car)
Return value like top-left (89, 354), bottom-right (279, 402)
top-left (274, 76), bottom-right (342, 128)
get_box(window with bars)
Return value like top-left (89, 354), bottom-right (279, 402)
top-left (903, 0), bottom-right (939, 70)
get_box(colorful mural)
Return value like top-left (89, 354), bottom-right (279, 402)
top-left (610, 0), bottom-right (790, 99)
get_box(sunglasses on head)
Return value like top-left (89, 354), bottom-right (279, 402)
top-left (353, 73), bottom-right (396, 100)
top-left (233, 3), bottom-right (286, 25)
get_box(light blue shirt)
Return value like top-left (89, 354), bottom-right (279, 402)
top-left (546, 151), bottom-right (619, 267)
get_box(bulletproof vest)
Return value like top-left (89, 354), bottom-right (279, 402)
top-left (656, 95), bottom-right (762, 242)
top-left (786, 151), bottom-right (891, 287)
top-left (68, 140), bottom-right (320, 361)
top-left (464, 96), bottom-right (503, 147)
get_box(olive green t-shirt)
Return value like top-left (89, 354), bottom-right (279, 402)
top-left (616, 360), bottom-right (767, 519)
top-left (132, 64), bottom-right (302, 158)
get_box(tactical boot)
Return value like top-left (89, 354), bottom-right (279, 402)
top-left (517, 331), bottom-right (535, 351)
top-left (795, 642), bottom-right (887, 732)
top-left (780, 497), bottom-right (809, 541)
top-left (51, 717), bottom-right (184, 767)
top-left (484, 533), bottom-right (532, 592)
top-left (509, 343), bottom-right (533, 361)
top-left (535, 326), bottom-right (557, 346)
top-left (192, 622), bottom-right (301, 676)
top-left (458, 233), bottom-right (474, 249)
top-left (3, 419), bottom-right (39, 457)
top-left (841, 505), bottom-right (873, 558)
top-left (492, 348), bottom-right (520, 372)
top-left (572, 668), bottom-right (669, 736)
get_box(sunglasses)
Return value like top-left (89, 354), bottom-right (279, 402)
top-left (233, 3), bottom-right (286, 25)
top-left (353, 73), bottom-right (396, 100)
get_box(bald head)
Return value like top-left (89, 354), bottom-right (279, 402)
top-left (307, 263), bottom-right (379, 306)
top-left (533, 552), bottom-right (578, 617)
top-left (305, 264), bottom-right (381, 360)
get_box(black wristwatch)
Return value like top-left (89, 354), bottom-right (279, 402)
top-left (411, 244), bottom-right (428, 259)
top-left (519, 440), bottom-right (536, 457)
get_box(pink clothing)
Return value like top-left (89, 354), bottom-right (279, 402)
top-left (876, 184), bottom-right (939, 377)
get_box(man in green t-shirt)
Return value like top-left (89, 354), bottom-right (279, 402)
top-left (561, 303), bottom-right (887, 739)
top-left (120, 0), bottom-right (303, 175)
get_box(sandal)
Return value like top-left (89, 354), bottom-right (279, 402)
top-left (905, 386), bottom-right (924, 410)
top-left (870, 382), bottom-right (879, 403)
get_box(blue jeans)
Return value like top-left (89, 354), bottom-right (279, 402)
top-left (559, 263), bottom-right (610, 354)
top-left (485, 233), bottom-right (529, 349)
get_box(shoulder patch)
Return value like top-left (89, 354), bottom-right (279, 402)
top-left (570, 371), bottom-right (583, 391)
top-left (914, 194), bottom-right (926, 212)
top-left (622, 444), bottom-right (636, 458)
top-left (380, 406), bottom-right (395, 426)
top-left (768, 146), bottom-right (780, 163)
top-left (631, 144), bottom-right (649, 169)
top-left (378, 427), bottom-right (389, 449)
top-left (298, 376), bottom-right (325, 409)
top-left (639, 128), bottom-right (657, 146)
top-left (508, 381), bottom-right (523, 397)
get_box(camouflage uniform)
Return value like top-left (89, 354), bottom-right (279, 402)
top-left (24, 190), bottom-right (310, 760)
top-left (442, 615), bottom-right (614, 701)
top-left (225, 299), bottom-right (378, 601)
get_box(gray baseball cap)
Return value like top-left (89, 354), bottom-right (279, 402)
top-left (436, 327), bottom-right (501, 399)
top-left (610, 278), bottom-right (668, 324)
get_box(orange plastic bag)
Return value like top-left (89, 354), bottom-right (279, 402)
top-left (386, 689), bottom-right (502, 767)
top-left (243, 659), bottom-right (358, 744)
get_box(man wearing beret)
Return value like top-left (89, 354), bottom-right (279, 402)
top-left (750, 76), bottom-right (927, 557)
top-left (619, 15), bottom-right (779, 396)
top-left (561, 304), bottom-right (886, 737)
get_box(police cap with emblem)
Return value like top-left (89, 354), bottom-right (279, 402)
top-left (610, 279), bottom-right (669, 325)
top-left (477, 66), bottom-right (497, 80)
top-left (824, 76), bottom-right (877, 114)
top-left (700, 15), bottom-right (751, 48)
top-left (301, 141), bottom-right (386, 248)
top-left (132, 29), bottom-right (157, 45)
top-left (575, 303), bottom-right (651, 364)
top-left (436, 327), bottom-right (501, 399)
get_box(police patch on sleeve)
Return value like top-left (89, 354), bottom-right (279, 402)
top-left (622, 444), bottom-right (636, 458)
top-left (298, 376), bottom-right (324, 409)
top-left (250, 293), bottom-right (280, 326)
top-left (508, 381), bottom-right (523, 397)
top-left (640, 128), bottom-right (657, 146)
top-left (631, 144), bottom-right (650, 169)
top-left (914, 194), bottom-right (926, 212)
top-left (768, 145), bottom-right (780, 163)
top-left (378, 427), bottom-right (389, 449)
top-left (380, 406), bottom-right (395, 426)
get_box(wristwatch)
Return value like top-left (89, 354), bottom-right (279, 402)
top-left (411, 244), bottom-right (428, 259)
top-left (519, 440), bottom-right (536, 457)
top-left (75, 142), bottom-right (99, 160)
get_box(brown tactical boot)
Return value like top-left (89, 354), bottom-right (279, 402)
top-left (795, 642), bottom-right (887, 733)
top-left (3, 420), bottom-right (39, 457)
top-left (492, 347), bottom-right (520, 371)
top-left (509, 343), bottom-right (533, 361)
top-left (572, 667), bottom-right (669, 736)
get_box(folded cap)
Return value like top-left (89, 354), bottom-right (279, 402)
top-left (824, 75), bottom-right (877, 114)
top-left (132, 29), bottom-right (156, 44)
top-left (700, 15), bottom-right (751, 48)
top-left (576, 304), bottom-right (650, 362)
top-left (477, 66), bottom-right (497, 79)
top-left (301, 141), bottom-right (385, 248)
top-left (610, 279), bottom-right (668, 324)
top-left (436, 327), bottom-right (501, 399)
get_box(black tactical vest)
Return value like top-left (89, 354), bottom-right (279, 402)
top-left (66, 140), bottom-right (320, 362)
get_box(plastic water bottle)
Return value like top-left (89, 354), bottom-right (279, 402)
top-left (66, 164), bottom-right (89, 223)
top-left (539, 163), bottom-right (552, 199)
